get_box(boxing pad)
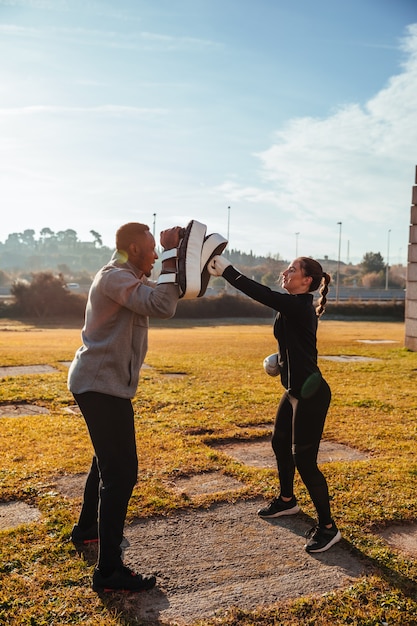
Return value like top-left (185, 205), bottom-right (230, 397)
top-left (199, 232), bottom-right (228, 297)
top-left (177, 220), bottom-right (207, 299)
top-left (158, 220), bottom-right (227, 299)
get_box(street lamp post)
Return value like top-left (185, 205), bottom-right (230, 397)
top-left (225, 206), bottom-right (231, 292)
top-left (385, 229), bottom-right (391, 290)
top-left (151, 213), bottom-right (157, 280)
top-left (227, 206), bottom-right (231, 254)
top-left (295, 232), bottom-right (300, 257)
top-left (336, 222), bottom-right (342, 303)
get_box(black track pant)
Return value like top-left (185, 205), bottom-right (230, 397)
top-left (271, 378), bottom-right (332, 525)
top-left (73, 391), bottom-right (138, 574)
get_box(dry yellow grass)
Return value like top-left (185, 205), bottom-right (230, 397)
top-left (0, 319), bottom-right (416, 624)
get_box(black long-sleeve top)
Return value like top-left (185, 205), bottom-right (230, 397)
top-left (223, 265), bottom-right (321, 396)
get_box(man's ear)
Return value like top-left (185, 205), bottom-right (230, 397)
top-left (128, 241), bottom-right (139, 256)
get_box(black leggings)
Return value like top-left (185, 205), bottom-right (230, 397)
top-left (73, 391), bottom-right (138, 574)
top-left (271, 378), bottom-right (332, 525)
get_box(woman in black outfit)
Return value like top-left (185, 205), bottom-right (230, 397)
top-left (208, 254), bottom-right (341, 553)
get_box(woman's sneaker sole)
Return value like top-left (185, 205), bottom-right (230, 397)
top-left (305, 529), bottom-right (342, 553)
top-left (258, 504), bottom-right (300, 518)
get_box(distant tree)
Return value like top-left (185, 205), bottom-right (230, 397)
top-left (40, 227), bottom-right (55, 245)
top-left (4, 233), bottom-right (22, 248)
top-left (21, 229), bottom-right (36, 247)
top-left (390, 264), bottom-right (406, 288)
top-left (209, 276), bottom-right (225, 290)
top-left (360, 252), bottom-right (385, 274)
top-left (0, 269), bottom-right (10, 287)
top-left (342, 265), bottom-right (362, 287)
top-left (261, 271), bottom-right (279, 287)
top-left (11, 272), bottom-right (86, 318)
top-left (57, 263), bottom-right (72, 276)
top-left (72, 270), bottom-right (93, 286)
top-left (56, 229), bottom-right (78, 248)
top-left (90, 230), bottom-right (103, 247)
top-left (384, 266), bottom-right (406, 289)
top-left (361, 272), bottom-right (384, 288)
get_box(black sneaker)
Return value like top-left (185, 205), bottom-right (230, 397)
top-left (304, 522), bottom-right (341, 553)
top-left (70, 524), bottom-right (98, 546)
top-left (92, 565), bottom-right (157, 593)
top-left (257, 496), bottom-right (300, 518)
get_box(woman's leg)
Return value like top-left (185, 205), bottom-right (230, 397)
top-left (257, 392), bottom-right (300, 518)
top-left (271, 392), bottom-right (296, 498)
top-left (290, 379), bottom-right (332, 525)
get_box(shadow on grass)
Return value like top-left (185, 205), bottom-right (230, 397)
top-left (266, 511), bottom-right (417, 607)
top-left (71, 514), bottom-right (417, 626)
top-left (348, 534), bottom-right (417, 600)
top-left (97, 588), bottom-right (170, 626)
top-left (71, 541), bottom-right (169, 625)
top-left (71, 542), bottom-right (98, 567)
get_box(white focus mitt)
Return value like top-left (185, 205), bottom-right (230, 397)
top-left (158, 221), bottom-right (228, 298)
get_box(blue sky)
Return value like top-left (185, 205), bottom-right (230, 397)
top-left (1, 0), bottom-right (417, 265)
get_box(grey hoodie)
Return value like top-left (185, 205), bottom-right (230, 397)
top-left (68, 252), bottom-right (179, 399)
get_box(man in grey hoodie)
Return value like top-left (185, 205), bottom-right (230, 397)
top-left (68, 222), bottom-right (181, 593)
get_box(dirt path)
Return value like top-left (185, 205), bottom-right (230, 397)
top-left (91, 499), bottom-right (369, 625)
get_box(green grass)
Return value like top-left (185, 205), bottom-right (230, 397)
top-left (1, 319), bottom-right (417, 624)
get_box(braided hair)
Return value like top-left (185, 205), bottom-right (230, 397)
top-left (297, 257), bottom-right (331, 318)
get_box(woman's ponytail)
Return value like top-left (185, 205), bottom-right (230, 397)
top-left (297, 257), bottom-right (331, 318)
top-left (316, 272), bottom-right (331, 317)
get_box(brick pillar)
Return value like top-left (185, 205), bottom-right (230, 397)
top-left (405, 165), bottom-right (417, 350)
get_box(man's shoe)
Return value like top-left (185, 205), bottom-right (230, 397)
top-left (70, 524), bottom-right (98, 546)
top-left (92, 565), bottom-right (157, 593)
top-left (304, 521), bottom-right (341, 553)
top-left (257, 496), bottom-right (300, 518)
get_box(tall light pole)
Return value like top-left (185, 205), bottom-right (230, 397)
top-left (336, 222), bottom-right (342, 303)
top-left (151, 213), bottom-right (157, 279)
top-left (295, 232), bottom-right (300, 257)
top-left (224, 206), bottom-right (231, 292)
top-left (227, 206), bottom-right (231, 252)
top-left (385, 229), bottom-right (391, 290)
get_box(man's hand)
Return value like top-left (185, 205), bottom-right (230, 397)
top-left (160, 226), bottom-right (184, 250)
top-left (208, 255), bottom-right (231, 276)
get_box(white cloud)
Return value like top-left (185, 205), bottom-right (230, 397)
top-left (0, 8), bottom-right (415, 265)
top-left (139, 31), bottom-right (222, 51)
top-left (0, 24), bottom-right (42, 36)
top-left (0, 22), bottom-right (222, 52)
top-left (0, 0), bottom-right (67, 7)
top-left (0, 105), bottom-right (168, 116)
top-left (215, 24), bottom-right (417, 260)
